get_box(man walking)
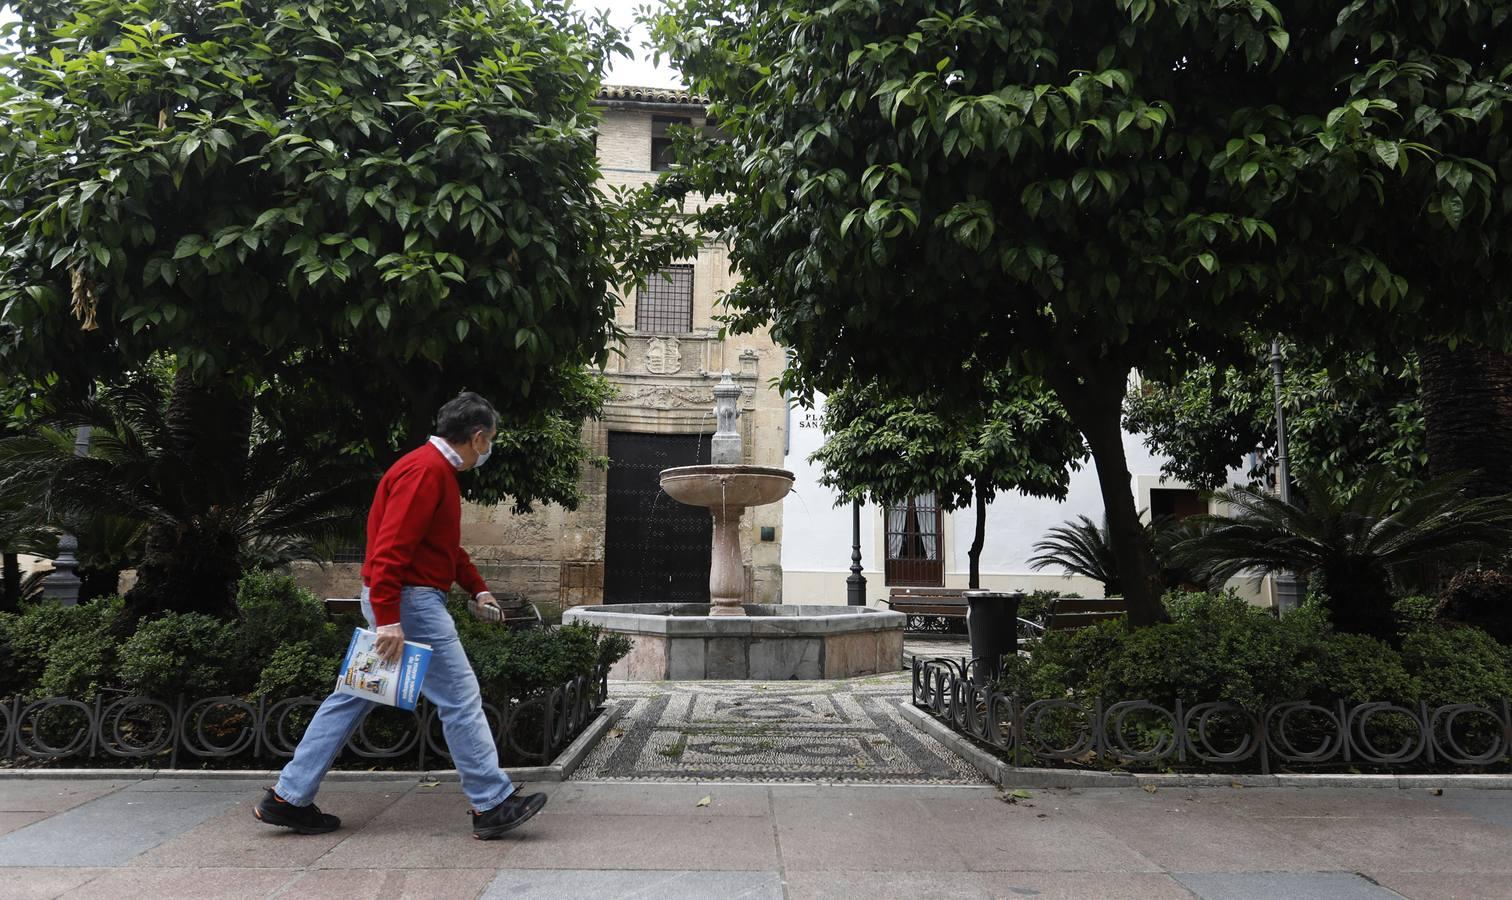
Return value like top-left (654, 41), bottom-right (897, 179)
top-left (254, 392), bottom-right (547, 840)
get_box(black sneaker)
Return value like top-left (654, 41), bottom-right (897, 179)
top-left (470, 791), bottom-right (547, 840)
top-left (253, 787), bottom-right (341, 834)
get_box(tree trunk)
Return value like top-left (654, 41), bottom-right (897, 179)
top-left (1420, 343), bottom-right (1512, 498)
top-left (968, 483), bottom-right (986, 590)
top-left (0, 552), bottom-right (18, 612)
top-left (124, 369), bottom-right (253, 622)
top-left (1046, 365), bottom-right (1167, 627)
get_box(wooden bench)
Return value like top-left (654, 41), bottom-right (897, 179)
top-left (883, 587), bottom-right (968, 634)
top-left (322, 593), bottom-right (544, 630)
top-left (1043, 597), bottom-right (1127, 632)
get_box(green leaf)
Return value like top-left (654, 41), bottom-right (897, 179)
top-left (455, 320), bottom-right (470, 341)
top-left (1442, 193), bottom-right (1465, 229)
top-left (1268, 29), bottom-right (1290, 53)
top-left (375, 304), bottom-right (392, 329)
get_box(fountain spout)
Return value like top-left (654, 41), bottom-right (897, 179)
top-left (710, 371), bottom-right (742, 465)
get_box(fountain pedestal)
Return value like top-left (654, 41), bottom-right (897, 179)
top-left (709, 506), bottom-right (745, 616)
top-left (658, 464), bottom-right (795, 617)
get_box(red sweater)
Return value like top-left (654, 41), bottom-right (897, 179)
top-left (361, 443), bottom-right (487, 627)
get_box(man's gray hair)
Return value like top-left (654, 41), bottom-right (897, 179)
top-left (436, 392), bottom-right (498, 443)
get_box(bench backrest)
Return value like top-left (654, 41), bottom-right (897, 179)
top-left (1044, 596), bottom-right (1126, 632)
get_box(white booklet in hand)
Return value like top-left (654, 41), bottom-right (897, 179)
top-left (334, 627), bottom-right (432, 711)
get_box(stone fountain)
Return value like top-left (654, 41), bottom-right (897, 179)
top-left (563, 372), bottom-right (904, 680)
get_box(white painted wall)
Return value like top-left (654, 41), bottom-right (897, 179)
top-left (780, 392), bottom-right (1271, 607)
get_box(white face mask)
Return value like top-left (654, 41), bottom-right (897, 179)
top-left (473, 433), bottom-right (493, 469)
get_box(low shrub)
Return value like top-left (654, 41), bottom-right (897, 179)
top-left (254, 640), bottom-right (342, 700)
top-left (450, 594), bottom-right (630, 703)
top-left (1401, 624), bottom-right (1512, 707)
top-left (235, 570), bottom-right (332, 664)
top-left (1437, 569), bottom-right (1512, 644)
top-left (998, 590), bottom-right (1503, 714)
top-left (118, 612), bottom-right (238, 698)
top-left (5, 597), bottom-right (123, 698)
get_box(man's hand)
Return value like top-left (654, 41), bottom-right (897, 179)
top-left (476, 591), bottom-right (500, 612)
top-left (375, 623), bottom-right (406, 663)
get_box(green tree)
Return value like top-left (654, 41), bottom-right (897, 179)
top-left (811, 371), bottom-right (1084, 587)
top-left (0, 376), bottom-right (373, 618)
top-left (648, 0), bottom-right (1512, 626)
top-left (1174, 473), bottom-right (1512, 640)
top-left (1125, 340), bottom-right (1425, 496)
top-left (0, 0), bottom-right (687, 613)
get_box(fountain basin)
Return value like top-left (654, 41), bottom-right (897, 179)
top-left (659, 464), bottom-right (795, 508)
top-left (563, 603), bottom-right (906, 680)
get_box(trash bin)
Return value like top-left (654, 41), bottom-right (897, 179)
top-left (963, 590), bottom-right (1024, 685)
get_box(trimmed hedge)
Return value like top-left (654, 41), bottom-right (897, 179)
top-left (0, 571), bottom-right (630, 707)
top-left (1000, 590), bottom-right (1512, 713)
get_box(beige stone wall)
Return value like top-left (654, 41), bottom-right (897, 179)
top-left (451, 99), bottom-right (789, 616)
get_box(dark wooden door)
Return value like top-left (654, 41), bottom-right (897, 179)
top-left (603, 431), bottom-right (712, 604)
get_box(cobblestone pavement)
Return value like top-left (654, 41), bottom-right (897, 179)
top-left (572, 672), bottom-right (986, 784)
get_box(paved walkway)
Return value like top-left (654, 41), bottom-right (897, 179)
top-left (0, 777), bottom-right (1508, 899)
top-left (572, 673), bottom-right (984, 784)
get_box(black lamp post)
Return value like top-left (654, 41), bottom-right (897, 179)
top-left (846, 499), bottom-right (866, 606)
top-left (41, 424), bottom-right (93, 605)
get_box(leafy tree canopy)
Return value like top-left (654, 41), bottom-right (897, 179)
top-left (0, 0), bottom-right (686, 503)
top-left (1125, 340), bottom-right (1425, 495)
top-left (649, 0), bottom-right (1512, 625)
top-left (812, 370), bottom-right (1085, 509)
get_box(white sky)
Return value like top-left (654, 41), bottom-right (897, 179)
top-left (0, 3), bottom-right (685, 88)
top-left (595, 0), bottom-right (685, 88)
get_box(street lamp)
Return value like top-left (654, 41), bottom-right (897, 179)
top-left (1269, 340), bottom-right (1303, 612)
top-left (846, 499), bottom-right (866, 606)
top-left (40, 424), bottom-right (92, 605)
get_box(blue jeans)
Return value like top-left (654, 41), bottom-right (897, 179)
top-left (273, 586), bottom-right (515, 811)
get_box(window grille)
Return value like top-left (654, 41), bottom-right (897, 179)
top-left (635, 265), bottom-right (694, 333)
top-left (884, 493), bottom-right (944, 586)
top-left (651, 115), bottom-right (690, 171)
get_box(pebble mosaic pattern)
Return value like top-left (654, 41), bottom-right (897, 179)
top-left (572, 672), bottom-right (987, 784)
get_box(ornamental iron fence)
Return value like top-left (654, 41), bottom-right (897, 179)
top-left (2, 664), bottom-right (610, 769)
top-left (912, 657), bottom-right (1512, 773)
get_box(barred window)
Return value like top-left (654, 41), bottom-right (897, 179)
top-left (651, 115), bottom-right (690, 171)
top-left (885, 493), bottom-right (944, 587)
top-left (635, 265), bottom-right (694, 333)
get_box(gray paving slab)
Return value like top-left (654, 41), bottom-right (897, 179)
top-left (502, 812), bottom-right (780, 871)
top-left (272, 867), bottom-right (497, 898)
top-left (480, 869), bottom-right (783, 900)
top-left (0, 813), bottom-right (48, 838)
top-left (54, 865), bottom-right (299, 899)
top-left (0, 788), bottom-right (240, 867)
top-left (542, 782), bottom-right (771, 817)
top-left (1442, 789), bottom-right (1512, 828)
top-left (310, 792), bottom-right (518, 869)
top-left (0, 780), bottom-right (135, 813)
top-left (122, 778), bottom-right (272, 793)
top-left (0, 867), bottom-right (107, 900)
top-left (786, 870), bottom-right (1195, 900)
top-left (1368, 871), bottom-right (1512, 900)
top-left (1176, 871), bottom-right (1402, 899)
top-left (131, 788), bottom-right (407, 869)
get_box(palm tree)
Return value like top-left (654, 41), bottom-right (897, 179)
top-left (1029, 515), bottom-right (1123, 597)
top-left (1030, 514), bottom-right (1209, 599)
top-left (1172, 472), bottom-right (1512, 639)
top-left (0, 376), bottom-right (375, 620)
